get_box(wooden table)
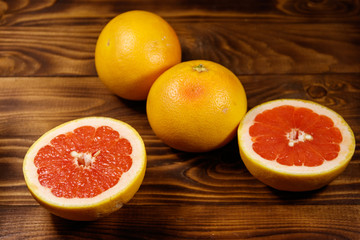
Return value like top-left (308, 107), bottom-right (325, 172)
top-left (1, 0), bottom-right (359, 239)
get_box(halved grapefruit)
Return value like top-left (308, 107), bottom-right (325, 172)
top-left (23, 117), bottom-right (147, 221)
top-left (238, 99), bottom-right (355, 191)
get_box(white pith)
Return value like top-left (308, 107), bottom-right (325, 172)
top-left (23, 117), bottom-right (146, 207)
top-left (71, 151), bottom-right (98, 167)
top-left (238, 99), bottom-right (355, 174)
top-left (286, 128), bottom-right (313, 147)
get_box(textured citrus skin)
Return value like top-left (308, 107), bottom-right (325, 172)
top-left (95, 10), bottom-right (181, 100)
top-left (238, 99), bottom-right (356, 192)
top-left (23, 117), bottom-right (147, 221)
top-left (146, 60), bottom-right (247, 152)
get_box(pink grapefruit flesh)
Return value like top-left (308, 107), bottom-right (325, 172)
top-left (23, 117), bottom-right (147, 221)
top-left (238, 99), bottom-right (355, 192)
top-left (35, 125), bottom-right (133, 199)
top-left (250, 105), bottom-right (342, 167)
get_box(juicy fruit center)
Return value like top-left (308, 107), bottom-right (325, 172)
top-left (286, 128), bottom-right (313, 147)
top-left (71, 150), bottom-right (101, 168)
top-left (250, 105), bottom-right (342, 167)
top-left (34, 125), bottom-right (133, 198)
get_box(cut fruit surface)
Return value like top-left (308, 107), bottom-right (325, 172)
top-left (238, 99), bottom-right (355, 192)
top-left (23, 117), bottom-right (147, 221)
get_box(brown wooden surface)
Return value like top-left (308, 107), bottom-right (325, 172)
top-left (1, 0), bottom-right (360, 239)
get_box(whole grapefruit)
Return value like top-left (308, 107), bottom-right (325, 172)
top-left (95, 10), bottom-right (181, 100)
top-left (146, 60), bottom-right (247, 152)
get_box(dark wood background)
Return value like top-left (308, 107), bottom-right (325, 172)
top-left (1, 0), bottom-right (359, 239)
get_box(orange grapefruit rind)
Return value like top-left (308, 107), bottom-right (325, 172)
top-left (238, 99), bottom-right (355, 192)
top-left (146, 60), bottom-right (247, 152)
top-left (23, 117), bottom-right (147, 221)
top-left (95, 10), bottom-right (181, 100)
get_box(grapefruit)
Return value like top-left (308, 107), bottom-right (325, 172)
top-left (238, 99), bottom-right (355, 191)
top-left (146, 60), bottom-right (247, 152)
top-left (23, 117), bottom-right (147, 221)
top-left (95, 10), bottom-right (181, 100)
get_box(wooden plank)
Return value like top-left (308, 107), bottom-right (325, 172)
top-left (1, 0), bottom-right (360, 25)
top-left (1, 205), bottom-right (359, 239)
top-left (1, 22), bottom-right (359, 77)
top-left (1, 1), bottom-right (360, 77)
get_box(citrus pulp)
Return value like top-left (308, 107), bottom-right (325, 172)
top-left (23, 117), bottom-right (147, 221)
top-left (95, 10), bottom-right (181, 100)
top-left (146, 60), bottom-right (247, 152)
top-left (238, 99), bottom-right (355, 191)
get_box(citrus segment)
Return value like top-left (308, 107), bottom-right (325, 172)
top-left (250, 105), bottom-right (342, 167)
top-left (238, 99), bottom-right (355, 192)
top-left (23, 117), bottom-right (147, 221)
top-left (34, 125), bottom-right (132, 199)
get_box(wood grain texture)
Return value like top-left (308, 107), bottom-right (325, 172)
top-left (1, 205), bottom-right (359, 239)
top-left (1, 0), bottom-right (360, 239)
top-left (1, 0), bottom-right (360, 77)
top-left (1, 75), bottom-right (359, 239)
top-left (1, 23), bottom-right (359, 76)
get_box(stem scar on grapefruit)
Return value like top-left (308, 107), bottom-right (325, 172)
top-left (23, 117), bottom-right (147, 221)
top-left (146, 60), bottom-right (247, 152)
top-left (237, 99), bottom-right (355, 192)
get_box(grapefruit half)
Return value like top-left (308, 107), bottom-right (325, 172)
top-left (23, 117), bottom-right (146, 221)
top-left (238, 99), bottom-right (355, 191)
